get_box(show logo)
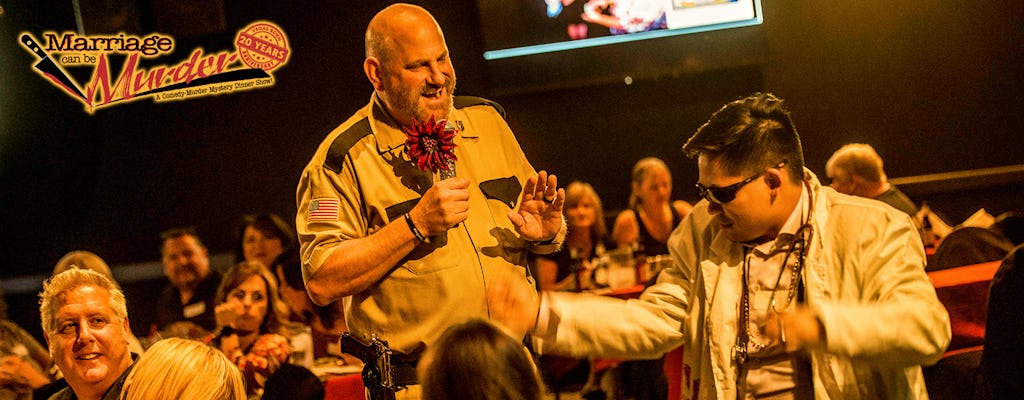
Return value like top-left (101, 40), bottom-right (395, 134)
top-left (18, 21), bottom-right (290, 114)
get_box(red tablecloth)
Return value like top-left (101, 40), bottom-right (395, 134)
top-left (927, 260), bottom-right (1000, 353)
top-left (324, 373), bottom-right (364, 400)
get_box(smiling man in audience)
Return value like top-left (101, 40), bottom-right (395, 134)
top-left (40, 269), bottom-right (136, 400)
top-left (153, 227), bottom-right (222, 334)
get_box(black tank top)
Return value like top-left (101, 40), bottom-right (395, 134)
top-left (634, 207), bottom-right (682, 256)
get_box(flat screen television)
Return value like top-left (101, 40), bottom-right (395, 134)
top-left (475, 0), bottom-right (765, 95)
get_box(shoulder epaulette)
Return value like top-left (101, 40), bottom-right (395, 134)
top-left (454, 96), bottom-right (506, 120)
top-left (324, 118), bottom-right (372, 174)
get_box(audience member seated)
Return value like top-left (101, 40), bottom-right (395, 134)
top-left (980, 244), bottom-right (1024, 398)
top-left (52, 251), bottom-right (114, 279)
top-left (612, 157), bottom-right (692, 255)
top-left (825, 143), bottom-right (919, 217)
top-left (39, 269), bottom-right (136, 400)
top-left (0, 290), bottom-right (54, 400)
top-left (234, 213), bottom-right (297, 269)
top-left (52, 251), bottom-right (145, 354)
top-left (261, 363), bottom-right (324, 400)
top-left (152, 321), bottom-right (210, 342)
top-left (531, 182), bottom-right (612, 396)
top-left (534, 181), bottom-right (610, 292)
top-left (929, 226), bottom-right (1014, 272)
top-left (153, 227), bottom-right (222, 334)
top-left (272, 248), bottom-right (350, 362)
top-left (120, 337), bottom-right (245, 400)
top-left (608, 157), bottom-right (686, 400)
top-left (919, 206), bottom-right (1005, 252)
top-left (210, 261), bottom-right (292, 397)
top-left (418, 318), bottom-right (542, 400)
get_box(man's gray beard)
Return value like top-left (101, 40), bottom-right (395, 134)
top-left (381, 79), bottom-right (457, 124)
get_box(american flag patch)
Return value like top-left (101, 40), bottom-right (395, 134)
top-left (308, 198), bottom-right (340, 222)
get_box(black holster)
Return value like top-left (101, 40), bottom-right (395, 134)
top-left (340, 332), bottom-right (420, 400)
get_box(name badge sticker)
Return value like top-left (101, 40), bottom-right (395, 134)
top-left (183, 302), bottom-right (206, 319)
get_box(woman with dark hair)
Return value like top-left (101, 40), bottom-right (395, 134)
top-left (418, 318), bottom-right (542, 400)
top-left (261, 364), bottom-right (324, 400)
top-left (234, 213), bottom-right (297, 269)
top-left (272, 248), bottom-right (349, 360)
top-left (211, 261), bottom-right (292, 396)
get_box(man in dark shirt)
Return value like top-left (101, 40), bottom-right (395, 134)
top-left (151, 227), bottom-right (221, 334)
top-left (825, 143), bottom-right (918, 217)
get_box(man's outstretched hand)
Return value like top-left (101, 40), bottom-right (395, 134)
top-left (487, 275), bottom-right (542, 339)
top-left (508, 170), bottom-right (564, 242)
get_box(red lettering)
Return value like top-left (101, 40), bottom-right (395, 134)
top-left (197, 57), bottom-right (214, 78)
top-left (219, 53), bottom-right (238, 72)
top-left (131, 65), bottom-right (170, 93)
top-left (84, 53), bottom-right (138, 104)
top-left (172, 49), bottom-right (202, 83)
top-left (79, 47), bottom-right (248, 110)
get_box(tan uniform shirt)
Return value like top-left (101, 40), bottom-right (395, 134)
top-left (296, 94), bottom-right (555, 353)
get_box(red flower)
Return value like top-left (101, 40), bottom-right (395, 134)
top-left (404, 115), bottom-right (457, 173)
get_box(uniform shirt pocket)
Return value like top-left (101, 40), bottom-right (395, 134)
top-left (479, 176), bottom-right (521, 210)
top-left (384, 198), bottom-right (463, 275)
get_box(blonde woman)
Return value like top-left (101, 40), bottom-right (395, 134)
top-left (534, 181), bottom-right (609, 291)
top-left (607, 157), bottom-right (688, 400)
top-left (612, 157), bottom-right (691, 256)
top-left (120, 337), bottom-right (245, 400)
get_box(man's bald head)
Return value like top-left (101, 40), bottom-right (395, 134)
top-left (362, 3), bottom-right (456, 127)
top-left (365, 4), bottom-right (443, 63)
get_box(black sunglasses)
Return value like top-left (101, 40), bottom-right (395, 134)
top-left (695, 161), bottom-right (786, 205)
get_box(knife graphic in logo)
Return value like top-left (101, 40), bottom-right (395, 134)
top-left (20, 33), bottom-right (88, 102)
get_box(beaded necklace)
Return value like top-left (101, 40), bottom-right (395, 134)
top-left (733, 183), bottom-right (814, 365)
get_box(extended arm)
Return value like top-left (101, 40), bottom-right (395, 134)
top-left (302, 177), bottom-right (470, 306)
top-left (798, 208), bottom-right (950, 366)
top-left (489, 212), bottom-right (701, 358)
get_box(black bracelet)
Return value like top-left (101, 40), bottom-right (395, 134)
top-left (532, 236), bottom-right (558, 246)
top-left (404, 212), bottom-right (429, 244)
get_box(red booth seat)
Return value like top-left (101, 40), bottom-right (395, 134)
top-left (927, 260), bottom-right (1000, 353)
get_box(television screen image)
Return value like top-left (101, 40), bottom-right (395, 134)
top-left (480, 0), bottom-right (761, 60)
top-left (475, 0), bottom-right (764, 94)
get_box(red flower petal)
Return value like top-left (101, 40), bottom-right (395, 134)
top-left (403, 115), bottom-right (459, 173)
